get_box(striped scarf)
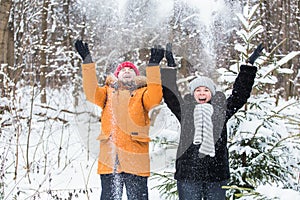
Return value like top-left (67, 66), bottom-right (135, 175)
top-left (193, 103), bottom-right (215, 157)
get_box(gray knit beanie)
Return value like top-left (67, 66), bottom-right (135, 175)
top-left (189, 76), bottom-right (216, 96)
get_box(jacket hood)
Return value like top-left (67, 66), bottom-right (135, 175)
top-left (105, 74), bottom-right (147, 90)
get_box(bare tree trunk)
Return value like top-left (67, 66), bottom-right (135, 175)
top-left (0, 0), bottom-right (13, 97)
top-left (284, 0), bottom-right (292, 99)
top-left (63, 0), bottom-right (79, 106)
top-left (40, 0), bottom-right (50, 103)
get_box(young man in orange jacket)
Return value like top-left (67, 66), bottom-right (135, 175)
top-left (75, 40), bottom-right (164, 200)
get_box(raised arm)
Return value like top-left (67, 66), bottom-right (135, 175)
top-left (75, 39), bottom-right (106, 105)
top-left (226, 65), bottom-right (257, 118)
top-left (226, 43), bottom-right (264, 118)
top-left (142, 45), bottom-right (164, 110)
top-left (161, 43), bottom-right (182, 122)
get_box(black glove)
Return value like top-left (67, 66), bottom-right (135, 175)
top-left (165, 43), bottom-right (176, 67)
top-left (247, 43), bottom-right (264, 65)
top-left (74, 39), bottom-right (93, 63)
top-left (148, 45), bottom-right (165, 66)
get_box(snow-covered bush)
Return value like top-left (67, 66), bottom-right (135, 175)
top-left (218, 3), bottom-right (300, 199)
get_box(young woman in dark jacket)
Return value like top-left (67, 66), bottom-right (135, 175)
top-left (161, 43), bottom-right (263, 200)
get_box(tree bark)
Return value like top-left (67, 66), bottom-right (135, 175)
top-left (40, 0), bottom-right (50, 103)
top-left (0, 0), bottom-right (13, 96)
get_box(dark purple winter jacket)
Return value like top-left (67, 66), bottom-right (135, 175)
top-left (161, 65), bottom-right (257, 182)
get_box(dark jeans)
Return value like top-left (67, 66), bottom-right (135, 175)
top-left (100, 173), bottom-right (148, 200)
top-left (177, 179), bottom-right (227, 200)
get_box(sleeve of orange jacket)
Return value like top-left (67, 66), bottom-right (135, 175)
top-left (81, 63), bottom-right (106, 107)
top-left (142, 66), bottom-right (163, 111)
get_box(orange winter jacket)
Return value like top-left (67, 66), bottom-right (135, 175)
top-left (81, 63), bottom-right (162, 176)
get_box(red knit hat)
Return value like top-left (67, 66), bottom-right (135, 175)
top-left (114, 61), bottom-right (140, 77)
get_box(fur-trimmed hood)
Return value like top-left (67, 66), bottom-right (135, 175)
top-left (105, 74), bottom-right (147, 90)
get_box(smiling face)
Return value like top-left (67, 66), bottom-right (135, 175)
top-left (117, 67), bottom-right (137, 83)
top-left (193, 86), bottom-right (212, 104)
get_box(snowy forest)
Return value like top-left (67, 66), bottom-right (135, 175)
top-left (0, 0), bottom-right (300, 199)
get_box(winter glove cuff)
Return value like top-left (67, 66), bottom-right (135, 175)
top-left (148, 63), bottom-right (160, 66)
top-left (83, 54), bottom-right (93, 64)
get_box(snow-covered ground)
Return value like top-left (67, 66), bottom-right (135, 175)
top-left (2, 89), bottom-right (299, 200)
